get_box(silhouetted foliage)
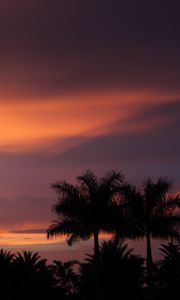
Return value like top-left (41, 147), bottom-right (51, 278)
top-left (0, 249), bottom-right (82, 300)
top-left (50, 260), bottom-right (80, 296)
top-left (80, 238), bottom-right (145, 300)
top-left (115, 178), bottom-right (180, 288)
top-left (158, 243), bottom-right (180, 300)
top-left (11, 251), bottom-right (54, 300)
top-left (0, 171), bottom-right (177, 299)
top-left (47, 170), bottom-right (124, 261)
top-left (112, 182), bottom-right (144, 239)
top-left (46, 171), bottom-right (180, 300)
top-left (0, 249), bottom-right (14, 299)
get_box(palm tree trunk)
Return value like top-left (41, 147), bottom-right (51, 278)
top-left (146, 233), bottom-right (154, 288)
top-left (93, 230), bottom-right (100, 262)
top-left (93, 230), bottom-right (102, 300)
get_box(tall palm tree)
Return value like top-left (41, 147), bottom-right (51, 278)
top-left (117, 178), bottom-right (180, 286)
top-left (142, 178), bottom-right (179, 284)
top-left (47, 170), bottom-right (123, 261)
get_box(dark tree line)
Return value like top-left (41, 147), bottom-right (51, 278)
top-left (47, 170), bottom-right (180, 300)
top-left (0, 170), bottom-right (179, 300)
top-left (0, 240), bottom-right (179, 300)
top-left (0, 249), bottom-right (79, 300)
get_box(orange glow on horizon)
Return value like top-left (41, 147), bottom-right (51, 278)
top-left (0, 231), bottom-right (64, 247)
top-left (0, 231), bottom-right (110, 248)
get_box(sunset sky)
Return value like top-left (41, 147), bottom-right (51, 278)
top-left (0, 0), bottom-right (179, 261)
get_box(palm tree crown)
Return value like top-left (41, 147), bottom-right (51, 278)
top-left (118, 177), bottom-right (180, 286)
top-left (80, 238), bottom-right (144, 300)
top-left (47, 169), bottom-right (124, 260)
top-left (50, 260), bottom-right (79, 294)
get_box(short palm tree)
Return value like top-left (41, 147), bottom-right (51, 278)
top-left (80, 238), bottom-right (144, 300)
top-left (50, 260), bottom-right (80, 295)
top-left (13, 251), bottom-right (46, 270)
top-left (0, 249), bottom-right (14, 299)
top-left (0, 249), bottom-right (14, 264)
top-left (47, 170), bottom-right (123, 261)
top-left (158, 243), bottom-right (180, 299)
top-left (12, 251), bottom-right (50, 300)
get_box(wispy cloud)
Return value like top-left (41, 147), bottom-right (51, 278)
top-left (11, 229), bottom-right (46, 234)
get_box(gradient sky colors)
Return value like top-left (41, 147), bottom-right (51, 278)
top-left (0, 0), bottom-right (180, 260)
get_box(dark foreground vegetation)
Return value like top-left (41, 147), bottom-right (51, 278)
top-left (1, 170), bottom-right (179, 300)
top-left (0, 240), bottom-right (179, 300)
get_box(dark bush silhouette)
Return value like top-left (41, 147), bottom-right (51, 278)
top-left (49, 260), bottom-right (80, 296)
top-left (11, 251), bottom-right (54, 300)
top-left (80, 238), bottom-right (145, 300)
top-left (0, 249), bottom-right (14, 299)
top-left (158, 243), bottom-right (180, 300)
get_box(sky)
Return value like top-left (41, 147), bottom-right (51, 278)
top-left (0, 0), bottom-right (180, 261)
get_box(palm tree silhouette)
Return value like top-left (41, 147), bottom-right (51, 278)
top-left (47, 170), bottom-right (123, 261)
top-left (80, 238), bottom-right (144, 300)
top-left (14, 251), bottom-right (46, 270)
top-left (0, 249), bottom-right (14, 264)
top-left (12, 251), bottom-right (52, 300)
top-left (158, 242), bottom-right (180, 300)
top-left (50, 260), bottom-right (80, 295)
top-left (119, 178), bottom-right (180, 287)
top-left (112, 182), bottom-right (144, 239)
top-left (0, 249), bottom-right (14, 299)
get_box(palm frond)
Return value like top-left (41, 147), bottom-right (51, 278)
top-left (51, 181), bottom-right (76, 196)
top-left (67, 232), bottom-right (91, 246)
top-left (77, 170), bottom-right (98, 195)
top-left (100, 169), bottom-right (124, 189)
top-left (47, 218), bottom-right (75, 239)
